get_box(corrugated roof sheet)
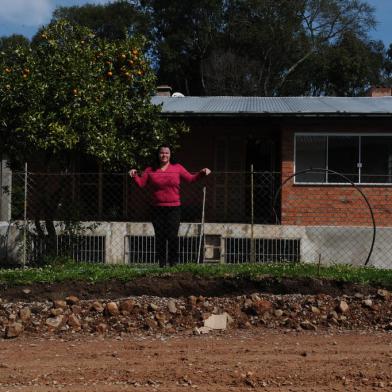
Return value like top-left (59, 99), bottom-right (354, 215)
top-left (151, 96), bottom-right (392, 115)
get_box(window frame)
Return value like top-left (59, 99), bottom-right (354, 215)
top-left (294, 132), bottom-right (392, 186)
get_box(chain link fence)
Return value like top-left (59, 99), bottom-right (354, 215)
top-left (1, 169), bottom-right (391, 268)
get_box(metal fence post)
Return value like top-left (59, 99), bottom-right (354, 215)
top-left (22, 162), bottom-right (28, 267)
top-left (197, 186), bottom-right (206, 264)
top-left (250, 164), bottom-right (255, 263)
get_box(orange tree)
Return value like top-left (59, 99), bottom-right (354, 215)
top-left (0, 21), bottom-right (185, 261)
top-left (0, 20), bottom-right (183, 169)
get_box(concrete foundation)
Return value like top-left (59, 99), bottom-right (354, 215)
top-left (0, 221), bottom-right (390, 268)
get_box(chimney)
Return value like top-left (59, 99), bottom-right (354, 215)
top-left (156, 85), bottom-right (172, 97)
top-left (367, 87), bottom-right (392, 97)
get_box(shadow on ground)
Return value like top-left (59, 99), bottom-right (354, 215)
top-left (0, 273), bottom-right (384, 301)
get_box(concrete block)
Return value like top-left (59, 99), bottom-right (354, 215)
top-left (203, 314), bottom-right (227, 330)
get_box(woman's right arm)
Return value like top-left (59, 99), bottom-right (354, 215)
top-left (129, 168), bottom-right (149, 188)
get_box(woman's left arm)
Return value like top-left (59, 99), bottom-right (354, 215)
top-left (179, 165), bottom-right (211, 183)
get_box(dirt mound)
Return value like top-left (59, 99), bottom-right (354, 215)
top-left (0, 274), bottom-right (382, 302)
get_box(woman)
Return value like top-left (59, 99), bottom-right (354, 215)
top-left (129, 145), bottom-right (211, 267)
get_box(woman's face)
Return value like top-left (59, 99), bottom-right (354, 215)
top-left (158, 147), bottom-right (171, 164)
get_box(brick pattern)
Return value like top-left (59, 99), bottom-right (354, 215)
top-left (281, 129), bottom-right (392, 227)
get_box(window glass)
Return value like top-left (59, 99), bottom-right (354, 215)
top-left (361, 136), bottom-right (392, 183)
top-left (295, 135), bottom-right (327, 183)
top-left (328, 136), bottom-right (358, 183)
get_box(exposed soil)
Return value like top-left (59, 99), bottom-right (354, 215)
top-left (0, 274), bottom-right (384, 302)
top-left (1, 330), bottom-right (392, 391)
top-left (2, 276), bottom-right (392, 391)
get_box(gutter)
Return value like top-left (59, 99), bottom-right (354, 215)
top-left (157, 112), bottom-right (392, 118)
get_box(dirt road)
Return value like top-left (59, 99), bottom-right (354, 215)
top-left (1, 330), bottom-right (391, 391)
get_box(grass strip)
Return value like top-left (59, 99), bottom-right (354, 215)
top-left (0, 261), bottom-right (392, 287)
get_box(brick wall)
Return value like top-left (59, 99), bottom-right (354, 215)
top-left (281, 128), bottom-right (392, 227)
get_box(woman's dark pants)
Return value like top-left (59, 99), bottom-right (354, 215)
top-left (152, 206), bottom-right (181, 267)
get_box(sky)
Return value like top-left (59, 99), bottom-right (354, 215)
top-left (0, 0), bottom-right (111, 39)
top-left (0, 0), bottom-right (391, 47)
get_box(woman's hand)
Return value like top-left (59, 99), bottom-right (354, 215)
top-left (201, 168), bottom-right (211, 176)
top-left (129, 169), bottom-right (138, 177)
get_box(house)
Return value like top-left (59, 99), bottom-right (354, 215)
top-left (148, 88), bottom-right (392, 266)
top-left (2, 88), bottom-right (392, 266)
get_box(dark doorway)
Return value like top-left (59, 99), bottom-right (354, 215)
top-left (246, 133), bottom-right (280, 224)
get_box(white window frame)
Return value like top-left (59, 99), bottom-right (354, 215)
top-left (294, 132), bottom-right (392, 186)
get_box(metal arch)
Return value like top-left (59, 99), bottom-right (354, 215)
top-left (272, 168), bottom-right (376, 267)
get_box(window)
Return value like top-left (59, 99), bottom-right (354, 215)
top-left (328, 136), bottom-right (359, 183)
top-left (361, 136), bottom-right (392, 184)
top-left (295, 135), bottom-right (327, 183)
top-left (295, 134), bottom-right (392, 184)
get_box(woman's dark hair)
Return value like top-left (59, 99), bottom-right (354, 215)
top-left (152, 144), bottom-right (176, 170)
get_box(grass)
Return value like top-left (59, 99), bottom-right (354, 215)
top-left (0, 261), bottom-right (392, 288)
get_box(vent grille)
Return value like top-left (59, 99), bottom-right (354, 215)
top-left (125, 235), bottom-right (300, 264)
top-left (124, 235), bottom-right (203, 264)
top-left (31, 235), bottom-right (105, 263)
top-left (225, 238), bottom-right (300, 263)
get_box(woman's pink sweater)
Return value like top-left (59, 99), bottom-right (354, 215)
top-left (133, 163), bottom-right (205, 206)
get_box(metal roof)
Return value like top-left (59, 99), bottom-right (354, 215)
top-left (151, 96), bottom-right (392, 116)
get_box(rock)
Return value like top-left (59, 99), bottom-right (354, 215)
top-left (377, 289), bottom-right (390, 299)
top-left (145, 318), bottom-right (158, 330)
top-left (19, 307), bottom-right (31, 322)
top-left (329, 310), bottom-right (339, 319)
top-left (22, 288), bottom-right (31, 294)
top-left (254, 299), bottom-right (272, 314)
top-left (5, 322), bottom-right (24, 338)
top-left (119, 299), bottom-right (135, 312)
top-left (274, 309), bottom-right (284, 317)
top-left (96, 323), bottom-right (108, 334)
top-left (384, 322), bottom-right (392, 331)
top-left (202, 300), bottom-right (210, 308)
top-left (363, 299), bottom-right (373, 308)
top-left (50, 308), bottom-right (63, 317)
top-left (149, 303), bottom-right (158, 311)
top-left (250, 293), bottom-right (261, 302)
top-left (300, 321), bottom-right (317, 331)
top-left (155, 312), bottom-right (166, 322)
top-left (53, 300), bottom-right (67, 309)
top-left (354, 292), bottom-right (364, 299)
top-left (188, 296), bottom-right (197, 306)
top-left (223, 312), bottom-right (234, 325)
top-left (204, 314), bottom-right (227, 330)
top-left (105, 302), bottom-right (119, 316)
top-left (45, 315), bottom-right (64, 329)
top-left (194, 326), bottom-right (212, 334)
top-left (71, 305), bottom-right (82, 314)
top-left (244, 298), bottom-right (253, 308)
top-left (167, 300), bottom-right (177, 314)
top-left (91, 301), bottom-right (104, 312)
top-left (311, 306), bottom-right (320, 314)
top-left (67, 314), bottom-right (81, 329)
top-left (337, 301), bottom-right (349, 313)
top-left (65, 296), bottom-right (79, 305)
